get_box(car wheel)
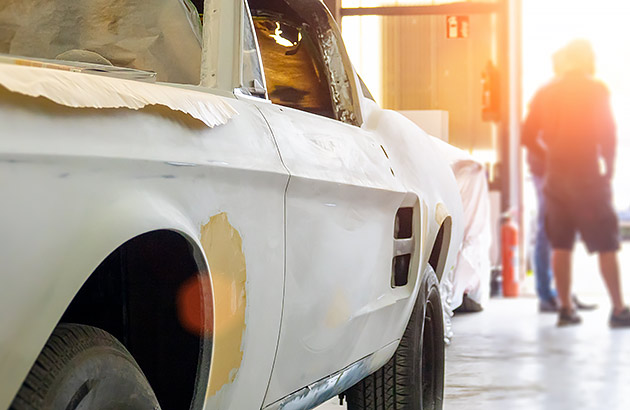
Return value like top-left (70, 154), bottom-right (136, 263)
top-left (344, 266), bottom-right (445, 410)
top-left (11, 323), bottom-right (160, 410)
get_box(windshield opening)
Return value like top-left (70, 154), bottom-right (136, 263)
top-left (0, 0), bottom-right (203, 84)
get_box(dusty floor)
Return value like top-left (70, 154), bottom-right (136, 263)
top-left (318, 298), bottom-right (630, 410)
top-left (318, 244), bottom-right (630, 410)
top-left (443, 298), bottom-right (630, 410)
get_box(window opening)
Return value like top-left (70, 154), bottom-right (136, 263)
top-left (249, 0), bottom-right (361, 125)
top-left (252, 13), bottom-right (336, 119)
top-left (0, 0), bottom-right (202, 84)
top-left (190, 0), bottom-right (204, 15)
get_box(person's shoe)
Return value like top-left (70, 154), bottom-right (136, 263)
top-left (539, 298), bottom-right (559, 313)
top-left (572, 294), bottom-right (598, 311)
top-left (609, 307), bottom-right (630, 328)
top-left (557, 308), bottom-right (582, 327)
top-left (454, 294), bottom-right (483, 313)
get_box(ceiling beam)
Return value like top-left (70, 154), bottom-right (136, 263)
top-left (340, 2), bottom-right (501, 17)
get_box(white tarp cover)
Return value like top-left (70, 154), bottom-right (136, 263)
top-left (0, 0), bottom-right (202, 84)
top-left (0, 62), bottom-right (236, 128)
top-left (433, 138), bottom-right (492, 310)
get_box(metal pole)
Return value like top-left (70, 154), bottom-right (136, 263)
top-left (498, 0), bottom-right (514, 214)
top-left (322, 0), bottom-right (341, 22)
top-left (498, 0), bottom-right (524, 277)
top-left (498, 0), bottom-right (522, 215)
top-left (509, 0), bottom-right (525, 277)
top-left (498, 0), bottom-right (522, 209)
top-left (510, 0), bottom-right (523, 216)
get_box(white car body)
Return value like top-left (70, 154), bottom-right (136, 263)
top-left (0, 1), bottom-right (463, 409)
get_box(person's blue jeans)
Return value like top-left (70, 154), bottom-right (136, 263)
top-left (533, 175), bottom-right (557, 302)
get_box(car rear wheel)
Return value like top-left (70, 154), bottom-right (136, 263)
top-left (344, 266), bottom-right (445, 410)
top-left (11, 323), bottom-right (160, 410)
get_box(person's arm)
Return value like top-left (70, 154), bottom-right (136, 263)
top-left (598, 86), bottom-right (616, 179)
top-left (521, 90), bottom-right (546, 159)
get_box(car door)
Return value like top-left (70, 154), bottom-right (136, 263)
top-left (245, 7), bottom-right (425, 405)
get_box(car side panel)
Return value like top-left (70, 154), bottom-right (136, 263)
top-left (256, 103), bottom-right (422, 405)
top-left (0, 86), bottom-right (287, 410)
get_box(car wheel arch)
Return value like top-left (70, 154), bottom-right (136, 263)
top-left (428, 216), bottom-right (453, 282)
top-left (58, 228), bottom-right (213, 410)
top-left (7, 213), bottom-right (215, 410)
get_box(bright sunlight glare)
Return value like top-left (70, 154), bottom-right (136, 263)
top-left (523, 0), bottom-right (630, 210)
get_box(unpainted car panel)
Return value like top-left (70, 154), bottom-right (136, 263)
top-left (264, 340), bottom-right (399, 410)
top-left (257, 103), bottom-right (411, 404)
top-left (0, 0), bottom-right (464, 409)
top-left (261, 95), bottom-right (464, 405)
top-left (0, 88), bottom-right (288, 410)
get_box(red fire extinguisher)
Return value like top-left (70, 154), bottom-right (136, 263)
top-left (501, 213), bottom-right (520, 297)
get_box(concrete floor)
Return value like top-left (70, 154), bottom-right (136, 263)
top-left (444, 298), bottom-right (630, 410)
top-left (318, 298), bottom-right (630, 410)
top-left (317, 244), bottom-right (630, 410)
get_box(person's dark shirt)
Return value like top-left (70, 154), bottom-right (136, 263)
top-left (526, 147), bottom-right (546, 177)
top-left (521, 72), bottom-right (616, 189)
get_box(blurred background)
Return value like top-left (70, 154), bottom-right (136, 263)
top-left (328, 0), bottom-right (630, 300)
top-left (319, 3), bottom-right (630, 409)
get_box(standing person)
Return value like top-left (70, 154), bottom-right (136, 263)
top-left (522, 39), bottom-right (630, 327)
top-left (526, 48), bottom-right (597, 313)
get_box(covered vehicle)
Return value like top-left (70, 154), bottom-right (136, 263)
top-left (435, 140), bottom-right (492, 311)
top-left (0, 1), bottom-right (463, 409)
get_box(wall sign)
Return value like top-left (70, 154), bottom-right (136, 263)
top-left (446, 16), bottom-right (470, 39)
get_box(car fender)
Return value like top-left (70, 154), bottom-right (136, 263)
top-left (0, 187), bottom-right (206, 410)
top-left (0, 82), bottom-right (291, 410)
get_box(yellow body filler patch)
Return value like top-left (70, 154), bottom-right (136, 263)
top-left (200, 213), bottom-right (247, 397)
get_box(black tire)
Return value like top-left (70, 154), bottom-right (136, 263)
top-left (11, 323), bottom-right (160, 410)
top-left (344, 266), bottom-right (445, 410)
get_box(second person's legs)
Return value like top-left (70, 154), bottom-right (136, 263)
top-left (552, 249), bottom-right (573, 310)
top-left (533, 175), bottom-right (557, 305)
